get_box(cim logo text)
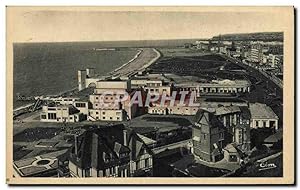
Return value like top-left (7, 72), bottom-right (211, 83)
top-left (258, 161), bottom-right (277, 171)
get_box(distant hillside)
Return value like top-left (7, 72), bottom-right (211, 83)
top-left (211, 32), bottom-right (283, 41)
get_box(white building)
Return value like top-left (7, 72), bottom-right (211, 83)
top-left (175, 79), bottom-right (251, 95)
top-left (40, 104), bottom-right (85, 123)
top-left (88, 80), bottom-right (138, 122)
top-left (249, 103), bottom-right (279, 130)
top-left (148, 99), bottom-right (199, 116)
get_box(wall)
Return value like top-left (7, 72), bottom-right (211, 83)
top-left (89, 109), bottom-right (123, 121)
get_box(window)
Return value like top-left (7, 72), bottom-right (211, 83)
top-left (203, 134), bottom-right (207, 140)
top-left (117, 117), bottom-right (120, 120)
top-left (263, 121), bottom-right (266, 128)
top-left (47, 113), bottom-right (57, 120)
top-left (145, 158), bottom-right (149, 168)
top-left (41, 115), bottom-right (46, 119)
top-left (96, 112), bottom-right (99, 114)
top-left (256, 121), bottom-right (259, 127)
top-left (229, 155), bottom-right (238, 162)
top-left (102, 112), bottom-right (105, 115)
top-left (103, 117), bottom-right (106, 119)
top-left (96, 97), bottom-right (99, 100)
top-left (136, 160), bottom-right (140, 169)
top-left (110, 117), bottom-right (113, 120)
top-left (75, 103), bottom-right (86, 107)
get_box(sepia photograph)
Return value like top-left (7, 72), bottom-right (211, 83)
top-left (6, 6), bottom-right (295, 185)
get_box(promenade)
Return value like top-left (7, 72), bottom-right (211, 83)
top-left (110, 48), bottom-right (161, 78)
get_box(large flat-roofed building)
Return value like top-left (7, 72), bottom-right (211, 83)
top-left (88, 80), bottom-right (139, 121)
top-left (89, 109), bottom-right (124, 122)
top-left (198, 79), bottom-right (251, 94)
top-left (40, 95), bottom-right (91, 123)
top-left (131, 73), bottom-right (172, 96)
top-left (40, 104), bottom-right (86, 123)
top-left (148, 98), bottom-right (199, 116)
top-left (144, 80), bottom-right (172, 96)
top-left (175, 79), bottom-right (251, 95)
top-left (249, 103), bottom-right (279, 130)
top-left (249, 43), bottom-right (263, 63)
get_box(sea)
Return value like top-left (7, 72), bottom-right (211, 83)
top-left (13, 39), bottom-right (197, 108)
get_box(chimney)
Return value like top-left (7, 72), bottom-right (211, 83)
top-left (123, 129), bottom-right (128, 146)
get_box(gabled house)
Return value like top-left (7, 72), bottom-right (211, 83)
top-left (68, 124), bottom-right (153, 177)
top-left (192, 109), bottom-right (225, 162)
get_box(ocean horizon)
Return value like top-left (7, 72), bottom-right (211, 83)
top-left (13, 42), bottom-right (140, 108)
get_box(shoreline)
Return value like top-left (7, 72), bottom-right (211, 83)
top-left (110, 48), bottom-right (161, 78)
top-left (13, 48), bottom-right (160, 111)
top-left (109, 49), bottom-right (142, 74)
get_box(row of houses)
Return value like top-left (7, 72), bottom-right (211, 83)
top-left (148, 100), bottom-right (279, 130)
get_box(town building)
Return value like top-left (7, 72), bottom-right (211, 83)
top-left (213, 106), bottom-right (251, 153)
top-left (40, 103), bottom-right (86, 123)
top-left (175, 79), bottom-right (251, 95)
top-left (78, 68), bottom-right (98, 91)
top-left (223, 143), bottom-right (242, 164)
top-left (249, 103), bottom-right (279, 130)
top-left (249, 43), bottom-right (263, 63)
top-left (68, 124), bottom-right (153, 177)
top-left (88, 80), bottom-right (139, 121)
top-left (130, 73), bottom-right (172, 96)
top-left (148, 98), bottom-right (199, 116)
top-left (192, 109), bottom-right (225, 162)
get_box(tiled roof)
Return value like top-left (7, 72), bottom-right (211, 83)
top-left (69, 124), bottom-right (152, 170)
top-left (194, 109), bottom-right (224, 129)
top-left (249, 103), bottom-right (278, 119)
top-left (214, 106), bottom-right (241, 116)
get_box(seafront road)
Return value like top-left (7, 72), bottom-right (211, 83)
top-left (110, 48), bottom-right (161, 78)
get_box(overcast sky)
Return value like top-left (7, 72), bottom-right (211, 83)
top-left (7, 7), bottom-right (290, 42)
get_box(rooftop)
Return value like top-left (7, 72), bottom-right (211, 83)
top-left (214, 106), bottom-right (241, 116)
top-left (69, 124), bottom-right (153, 170)
top-left (194, 109), bottom-right (225, 129)
top-left (249, 103), bottom-right (279, 119)
top-left (129, 114), bottom-right (193, 135)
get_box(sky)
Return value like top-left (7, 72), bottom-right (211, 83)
top-left (7, 7), bottom-right (290, 42)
